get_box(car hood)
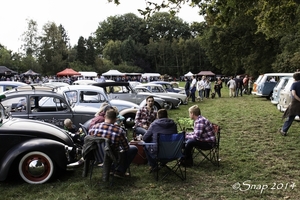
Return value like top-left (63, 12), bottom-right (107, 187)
top-left (1, 118), bottom-right (75, 146)
top-left (72, 105), bottom-right (99, 114)
top-left (109, 99), bottom-right (140, 110)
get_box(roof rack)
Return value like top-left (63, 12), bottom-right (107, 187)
top-left (9, 84), bottom-right (59, 93)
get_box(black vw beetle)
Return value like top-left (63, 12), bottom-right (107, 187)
top-left (0, 94), bottom-right (82, 184)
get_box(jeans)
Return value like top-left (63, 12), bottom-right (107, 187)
top-left (144, 147), bottom-right (156, 167)
top-left (117, 145), bottom-right (138, 173)
top-left (135, 126), bottom-right (147, 136)
top-left (205, 89), bottom-right (210, 98)
top-left (190, 91), bottom-right (196, 102)
top-left (235, 87), bottom-right (243, 97)
top-left (184, 139), bottom-right (214, 160)
top-left (198, 90), bottom-right (204, 100)
top-left (282, 116), bottom-right (295, 133)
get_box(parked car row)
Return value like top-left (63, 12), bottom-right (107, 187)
top-left (253, 73), bottom-right (295, 114)
top-left (0, 79), bottom-right (188, 184)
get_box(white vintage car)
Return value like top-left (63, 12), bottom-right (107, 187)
top-left (138, 83), bottom-right (188, 105)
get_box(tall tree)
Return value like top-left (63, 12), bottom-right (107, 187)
top-left (86, 36), bottom-right (96, 66)
top-left (76, 36), bottom-right (86, 64)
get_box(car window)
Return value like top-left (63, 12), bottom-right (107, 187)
top-left (2, 96), bottom-right (28, 112)
top-left (79, 91), bottom-right (106, 103)
top-left (33, 95), bottom-right (69, 112)
top-left (65, 91), bottom-right (78, 104)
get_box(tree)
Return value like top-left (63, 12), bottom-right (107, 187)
top-left (86, 36), bottom-right (96, 66)
top-left (94, 13), bottom-right (148, 53)
top-left (38, 22), bottom-right (70, 75)
top-left (146, 12), bottom-right (191, 42)
top-left (103, 40), bottom-right (122, 65)
top-left (76, 36), bottom-right (86, 64)
top-left (21, 19), bottom-right (39, 57)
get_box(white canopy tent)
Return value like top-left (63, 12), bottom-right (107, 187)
top-left (184, 71), bottom-right (194, 77)
top-left (102, 70), bottom-right (125, 76)
top-left (79, 71), bottom-right (97, 79)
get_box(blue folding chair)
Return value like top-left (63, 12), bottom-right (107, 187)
top-left (154, 132), bottom-right (186, 181)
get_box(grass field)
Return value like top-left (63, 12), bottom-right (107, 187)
top-left (1, 84), bottom-right (300, 200)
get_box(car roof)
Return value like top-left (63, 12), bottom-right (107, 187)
top-left (93, 82), bottom-right (130, 87)
top-left (139, 83), bottom-right (163, 87)
top-left (0, 81), bottom-right (28, 86)
top-left (58, 85), bottom-right (105, 92)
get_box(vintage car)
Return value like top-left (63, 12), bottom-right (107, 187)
top-left (138, 83), bottom-right (188, 105)
top-left (277, 77), bottom-right (294, 112)
top-left (92, 82), bottom-right (171, 110)
top-left (134, 85), bottom-right (181, 109)
top-left (1, 85), bottom-right (98, 129)
top-left (151, 81), bottom-right (185, 94)
top-left (57, 85), bottom-right (138, 128)
top-left (0, 94), bottom-right (82, 184)
top-left (2, 84), bottom-right (138, 128)
top-left (72, 80), bottom-right (97, 85)
top-left (255, 73), bottom-right (293, 99)
top-left (0, 81), bottom-right (27, 93)
top-left (271, 76), bottom-right (291, 105)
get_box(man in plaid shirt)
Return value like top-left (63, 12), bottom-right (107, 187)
top-left (134, 96), bottom-right (157, 136)
top-left (89, 109), bottom-right (137, 178)
top-left (182, 105), bottom-right (216, 167)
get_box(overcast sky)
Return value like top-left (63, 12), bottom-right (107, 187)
top-left (0, 0), bottom-right (203, 53)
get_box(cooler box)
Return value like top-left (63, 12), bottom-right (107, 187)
top-left (130, 140), bottom-right (148, 165)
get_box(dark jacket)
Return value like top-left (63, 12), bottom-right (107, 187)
top-left (184, 80), bottom-right (190, 91)
top-left (143, 118), bottom-right (178, 154)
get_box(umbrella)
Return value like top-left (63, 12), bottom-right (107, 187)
top-left (21, 69), bottom-right (40, 76)
top-left (56, 68), bottom-right (81, 76)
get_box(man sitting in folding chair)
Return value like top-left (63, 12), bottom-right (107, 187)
top-left (181, 105), bottom-right (216, 167)
top-left (88, 108), bottom-right (138, 178)
top-left (143, 109), bottom-right (178, 172)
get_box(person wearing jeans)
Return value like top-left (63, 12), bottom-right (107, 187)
top-left (279, 72), bottom-right (300, 136)
top-left (182, 105), bottom-right (216, 167)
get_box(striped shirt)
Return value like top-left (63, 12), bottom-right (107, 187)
top-left (186, 115), bottom-right (216, 143)
top-left (88, 122), bottom-right (129, 151)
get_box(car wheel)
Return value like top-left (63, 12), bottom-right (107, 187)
top-left (123, 113), bottom-right (136, 128)
top-left (154, 102), bottom-right (161, 110)
top-left (165, 102), bottom-right (173, 110)
top-left (19, 151), bottom-right (55, 184)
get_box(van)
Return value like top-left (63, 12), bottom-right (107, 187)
top-left (277, 77), bottom-right (294, 112)
top-left (271, 76), bottom-right (291, 105)
top-left (256, 73), bottom-right (293, 99)
top-left (251, 75), bottom-right (263, 95)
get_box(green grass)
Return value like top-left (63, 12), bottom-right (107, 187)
top-left (1, 85), bottom-right (300, 200)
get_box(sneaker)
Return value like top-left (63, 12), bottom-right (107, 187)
top-left (279, 129), bottom-right (287, 136)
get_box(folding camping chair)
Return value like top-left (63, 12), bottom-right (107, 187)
top-left (152, 132), bottom-right (186, 181)
top-left (82, 135), bottom-right (120, 185)
top-left (192, 123), bottom-right (220, 167)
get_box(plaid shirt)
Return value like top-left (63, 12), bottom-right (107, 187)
top-left (134, 106), bottom-right (157, 128)
top-left (88, 122), bottom-right (129, 152)
top-left (186, 115), bottom-right (216, 143)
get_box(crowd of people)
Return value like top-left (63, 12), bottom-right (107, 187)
top-left (184, 74), bottom-right (254, 102)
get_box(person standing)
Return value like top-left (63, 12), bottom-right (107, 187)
top-left (143, 109), bottom-right (177, 171)
top-left (181, 105), bottom-right (216, 167)
top-left (214, 77), bottom-right (223, 98)
top-left (88, 109), bottom-right (138, 178)
top-left (197, 76), bottom-right (206, 101)
top-left (279, 72), bottom-right (300, 136)
top-left (227, 76), bottom-right (236, 97)
top-left (184, 77), bottom-right (191, 100)
top-left (235, 76), bottom-right (243, 97)
top-left (134, 96), bottom-right (157, 136)
top-left (248, 77), bottom-right (253, 95)
top-left (190, 75), bottom-right (197, 102)
top-left (204, 78), bottom-right (211, 98)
